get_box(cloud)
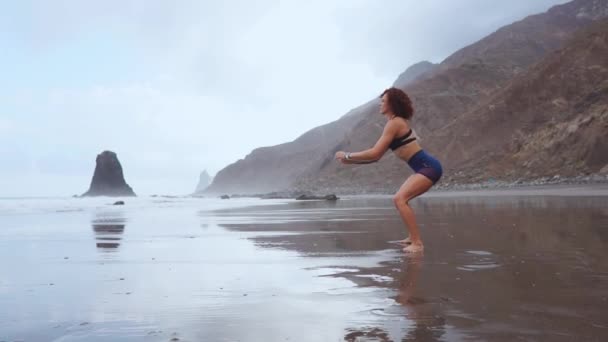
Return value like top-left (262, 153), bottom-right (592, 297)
top-left (333, 0), bottom-right (570, 77)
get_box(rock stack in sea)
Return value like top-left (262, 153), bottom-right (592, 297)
top-left (82, 151), bottom-right (136, 197)
top-left (194, 170), bottom-right (212, 193)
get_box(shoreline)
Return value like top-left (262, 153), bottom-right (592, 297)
top-left (433, 174), bottom-right (608, 191)
top-left (200, 175), bottom-right (608, 199)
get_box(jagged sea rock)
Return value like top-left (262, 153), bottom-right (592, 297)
top-left (82, 151), bottom-right (136, 197)
top-left (194, 170), bottom-right (212, 193)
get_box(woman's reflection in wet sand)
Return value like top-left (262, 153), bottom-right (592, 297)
top-left (395, 253), bottom-right (446, 342)
top-left (344, 254), bottom-right (447, 342)
top-left (91, 211), bottom-right (126, 251)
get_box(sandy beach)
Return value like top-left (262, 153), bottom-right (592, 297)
top-left (1, 185), bottom-right (607, 341)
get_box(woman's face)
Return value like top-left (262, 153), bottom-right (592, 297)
top-left (380, 94), bottom-right (390, 114)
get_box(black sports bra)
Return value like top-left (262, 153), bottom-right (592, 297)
top-left (389, 129), bottom-right (416, 150)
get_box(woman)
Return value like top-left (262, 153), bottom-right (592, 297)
top-left (335, 87), bottom-right (442, 253)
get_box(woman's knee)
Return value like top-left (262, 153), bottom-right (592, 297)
top-left (393, 193), bottom-right (411, 207)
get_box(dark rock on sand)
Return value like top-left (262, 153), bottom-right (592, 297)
top-left (113, 201), bottom-right (125, 205)
top-left (260, 191), bottom-right (297, 199)
top-left (296, 194), bottom-right (339, 201)
top-left (82, 151), bottom-right (136, 197)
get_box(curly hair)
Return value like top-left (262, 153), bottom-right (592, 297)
top-left (380, 87), bottom-right (414, 120)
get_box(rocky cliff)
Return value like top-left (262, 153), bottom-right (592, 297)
top-left (434, 19), bottom-right (608, 184)
top-left (206, 0), bottom-right (608, 195)
top-left (393, 61), bottom-right (437, 88)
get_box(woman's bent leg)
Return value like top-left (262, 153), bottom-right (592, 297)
top-left (393, 174), bottom-right (433, 252)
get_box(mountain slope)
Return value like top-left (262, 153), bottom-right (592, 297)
top-left (204, 100), bottom-right (377, 194)
top-left (205, 0), bottom-right (608, 195)
top-left (433, 19), bottom-right (608, 183)
top-left (292, 0), bottom-right (608, 193)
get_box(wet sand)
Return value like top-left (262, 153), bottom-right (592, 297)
top-left (1, 186), bottom-right (607, 341)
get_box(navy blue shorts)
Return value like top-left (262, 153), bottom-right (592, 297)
top-left (407, 150), bottom-right (443, 184)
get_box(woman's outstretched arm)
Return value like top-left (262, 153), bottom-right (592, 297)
top-left (335, 121), bottom-right (398, 163)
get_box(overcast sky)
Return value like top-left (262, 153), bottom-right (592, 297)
top-left (0, 0), bottom-right (569, 196)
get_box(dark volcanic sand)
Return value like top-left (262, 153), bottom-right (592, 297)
top-left (1, 186), bottom-right (607, 341)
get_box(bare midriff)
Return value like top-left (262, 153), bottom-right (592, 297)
top-left (393, 140), bottom-right (422, 162)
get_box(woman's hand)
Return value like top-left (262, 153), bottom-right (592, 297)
top-left (335, 151), bottom-right (346, 163)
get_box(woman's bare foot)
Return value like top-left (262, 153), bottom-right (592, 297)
top-left (403, 242), bottom-right (424, 253)
top-left (397, 237), bottom-right (412, 245)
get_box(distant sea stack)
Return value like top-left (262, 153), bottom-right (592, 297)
top-left (194, 170), bottom-right (212, 193)
top-left (82, 151), bottom-right (136, 197)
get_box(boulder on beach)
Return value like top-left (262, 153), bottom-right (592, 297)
top-left (81, 151), bottom-right (136, 197)
top-left (296, 194), bottom-right (339, 201)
